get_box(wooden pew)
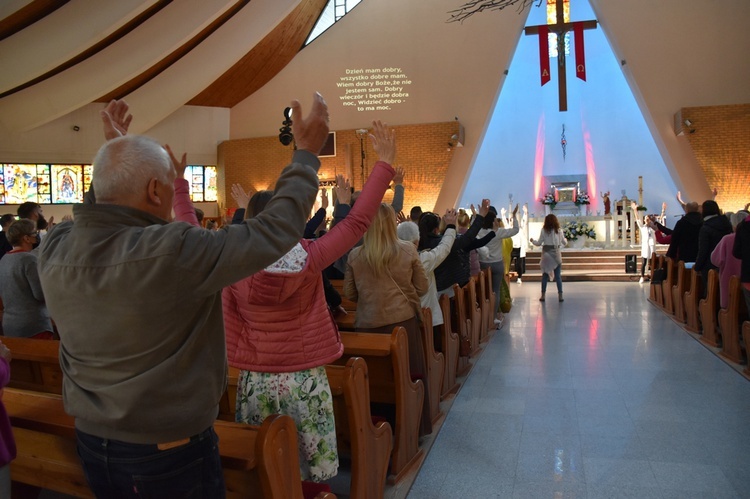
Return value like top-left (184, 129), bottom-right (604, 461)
top-left (5, 388), bottom-right (331, 499)
top-left (661, 257), bottom-right (675, 315)
top-left (684, 268), bottom-right (703, 333)
top-left (335, 328), bottom-right (424, 483)
top-left (699, 270), bottom-right (722, 347)
top-left (2, 336), bottom-right (62, 394)
top-left (477, 269), bottom-right (492, 344)
top-left (718, 275), bottom-right (749, 364)
top-left (484, 267), bottom-right (497, 332)
top-left (671, 261), bottom-right (690, 323)
top-left (438, 294), bottom-right (460, 399)
top-left (743, 322), bottom-right (750, 377)
top-left (649, 255), bottom-right (664, 306)
top-left (451, 284), bottom-right (472, 377)
top-left (420, 308), bottom-right (444, 425)
top-left (463, 278), bottom-right (482, 357)
top-left (325, 357), bottom-right (392, 499)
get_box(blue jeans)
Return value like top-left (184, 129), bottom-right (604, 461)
top-left (76, 427), bottom-right (225, 498)
top-left (541, 264), bottom-right (563, 294)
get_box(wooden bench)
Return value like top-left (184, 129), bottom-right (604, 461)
top-left (661, 257), bottom-right (676, 315)
top-left (463, 278), bottom-right (482, 357)
top-left (718, 275), bottom-right (749, 364)
top-left (5, 388), bottom-right (330, 499)
top-left (335, 328), bottom-right (424, 483)
top-left (206, 360), bottom-right (395, 499)
top-left (477, 269), bottom-right (492, 344)
top-left (325, 357), bottom-right (392, 499)
top-left (684, 268), bottom-right (703, 333)
top-left (2, 336), bottom-right (62, 394)
top-left (671, 261), bottom-right (690, 323)
top-left (699, 269), bottom-right (721, 347)
top-left (420, 307), bottom-right (444, 425)
top-left (438, 294), bottom-right (460, 399)
top-left (743, 322), bottom-right (750, 377)
top-left (451, 284), bottom-right (472, 377)
top-left (649, 255), bottom-right (665, 306)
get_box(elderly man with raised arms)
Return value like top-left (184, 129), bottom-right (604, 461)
top-left (37, 94), bottom-right (330, 497)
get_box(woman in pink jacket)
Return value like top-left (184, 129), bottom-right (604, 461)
top-left (222, 121), bottom-right (396, 482)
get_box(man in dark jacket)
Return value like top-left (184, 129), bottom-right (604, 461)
top-left (694, 200), bottom-right (733, 298)
top-left (666, 202), bottom-right (703, 262)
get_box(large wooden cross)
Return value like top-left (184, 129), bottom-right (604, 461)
top-left (524, 0), bottom-right (597, 112)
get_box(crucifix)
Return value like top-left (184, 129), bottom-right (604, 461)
top-left (524, 0), bottom-right (597, 112)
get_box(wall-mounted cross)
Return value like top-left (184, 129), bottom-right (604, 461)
top-left (524, 1), bottom-right (597, 112)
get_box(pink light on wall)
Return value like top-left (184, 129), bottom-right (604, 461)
top-left (583, 129), bottom-right (597, 209)
top-left (533, 115), bottom-right (546, 201)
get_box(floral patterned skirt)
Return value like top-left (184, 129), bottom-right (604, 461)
top-left (235, 367), bottom-right (338, 482)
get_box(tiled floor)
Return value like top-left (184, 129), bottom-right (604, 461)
top-left (408, 281), bottom-right (750, 499)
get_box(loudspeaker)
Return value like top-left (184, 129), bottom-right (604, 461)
top-left (625, 254), bottom-right (637, 274)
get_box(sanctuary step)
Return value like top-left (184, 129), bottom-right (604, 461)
top-left (517, 248), bottom-right (647, 282)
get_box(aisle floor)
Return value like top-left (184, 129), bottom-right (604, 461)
top-left (407, 282), bottom-right (750, 499)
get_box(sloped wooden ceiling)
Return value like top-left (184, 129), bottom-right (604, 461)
top-left (0, 0), bottom-right (327, 132)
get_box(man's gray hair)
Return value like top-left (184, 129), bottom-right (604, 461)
top-left (397, 221), bottom-right (419, 243)
top-left (93, 135), bottom-right (172, 200)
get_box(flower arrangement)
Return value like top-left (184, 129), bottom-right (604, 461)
top-left (575, 191), bottom-right (591, 205)
top-left (540, 192), bottom-right (556, 207)
top-left (563, 219), bottom-right (596, 241)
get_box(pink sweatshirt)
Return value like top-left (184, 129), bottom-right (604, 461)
top-left (711, 233), bottom-right (741, 309)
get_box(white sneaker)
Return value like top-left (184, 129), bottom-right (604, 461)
top-left (639, 277), bottom-right (644, 284)
top-left (517, 278), bottom-right (522, 284)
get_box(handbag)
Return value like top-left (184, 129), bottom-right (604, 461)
top-left (651, 267), bottom-right (666, 284)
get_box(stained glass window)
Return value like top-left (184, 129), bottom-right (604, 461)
top-left (1, 163), bottom-right (214, 205)
top-left (184, 165), bottom-right (217, 203)
top-left (2, 163), bottom-right (89, 204)
top-left (547, 0), bottom-right (570, 59)
top-left (51, 165), bottom-right (84, 203)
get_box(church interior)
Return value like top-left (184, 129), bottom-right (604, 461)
top-left (1, 0), bottom-right (749, 497)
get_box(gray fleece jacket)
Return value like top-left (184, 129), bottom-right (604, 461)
top-left (37, 151), bottom-right (320, 444)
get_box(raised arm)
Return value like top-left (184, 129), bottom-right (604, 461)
top-left (420, 209), bottom-right (458, 273)
top-left (307, 120), bottom-right (396, 272)
top-left (167, 145), bottom-right (200, 227)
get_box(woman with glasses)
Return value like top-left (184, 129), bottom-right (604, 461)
top-left (0, 219), bottom-right (54, 339)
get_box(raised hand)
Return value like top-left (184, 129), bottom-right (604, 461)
top-left (396, 210), bottom-right (407, 224)
top-left (333, 174), bottom-right (351, 205)
top-left (470, 204), bottom-right (476, 216)
top-left (320, 188), bottom-right (329, 210)
top-left (290, 92), bottom-right (330, 155)
top-left (512, 203), bottom-right (519, 217)
top-left (369, 120), bottom-right (396, 165)
top-left (165, 145), bottom-right (187, 179)
top-left (712, 187), bottom-right (718, 199)
top-left (479, 199), bottom-right (490, 217)
top-left (230, 183), bottom-right (251, 209)
top-left (443, 208), bottom-right (457, 226)
top-left (101, 100), bottom-right (132, 141)
top-left (393, 167), bottom-right (405, 185)
top-left (630, 201), bottom-right (638, 211)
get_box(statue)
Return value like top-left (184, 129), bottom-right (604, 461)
top-left (600, 191), bottom-right (611, 216)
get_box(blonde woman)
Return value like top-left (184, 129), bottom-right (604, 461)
top-left (344, 203), bottom-right (431, 433)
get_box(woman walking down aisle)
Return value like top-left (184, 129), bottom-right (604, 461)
top-left (631, 201), bottom-right (656, 283)
top-left (530, 214), bottom-right (567, 302)
top-left (223, 121), bottom-right (397, 482)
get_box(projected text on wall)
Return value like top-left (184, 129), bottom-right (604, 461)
top-left (337, 67), bottom-right (412, 111)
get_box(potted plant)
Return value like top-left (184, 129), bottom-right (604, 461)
top-left (562, 219), bottom-right (596, 248)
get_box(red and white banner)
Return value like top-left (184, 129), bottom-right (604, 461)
top-left (574, 21), bottom-right (586, 81)
top-left (538, 25), bottom-right (550, 86)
